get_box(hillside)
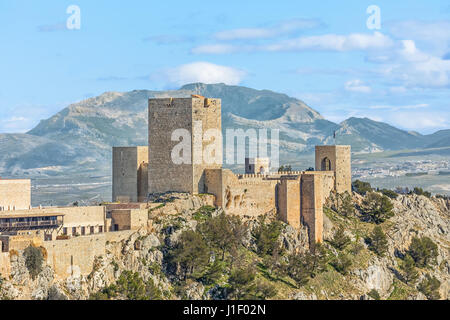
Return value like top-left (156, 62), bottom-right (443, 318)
top-left (0, 192), bottom-right (448, 300)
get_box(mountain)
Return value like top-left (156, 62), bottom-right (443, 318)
top-left (0, 83), bottom-right (448, 176)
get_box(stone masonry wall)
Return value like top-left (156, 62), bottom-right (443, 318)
top-left (148, 98), bottom-right (194, 194)
top-left (112, 146), bottom-right (148, 203)
top-left (0, 179), bottom-right (31, 211)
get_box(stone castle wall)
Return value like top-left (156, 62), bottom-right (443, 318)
top-left (112, 146), bottom-right (148, 203)
top-left (0, 179), bottom-right (31, 211)
top-left (315, 145), bottom-right (351, 194)
top-left (148, 97), bottom-right (221, 195)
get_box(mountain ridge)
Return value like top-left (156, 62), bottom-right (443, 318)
top-left (0, 83), bottom-right (449, 175)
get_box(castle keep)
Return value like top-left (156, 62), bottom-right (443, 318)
top-left (113, 96), bottom-right (352, 244)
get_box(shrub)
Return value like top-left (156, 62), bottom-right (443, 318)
top-left (227, 267), bottom-right (257, 300)
top-left (330, 225), bottom-right (351, 250)
top-left (411, 187), bottom-right (432, 198)
top-left (418, 274), bottom-right (441, 300)
top-left (408, 236), bottom-right (438, 268)
top-left (90, 271), bottom-right (161, 300)
top-left (367, 289), bottom-right (381, 300)
top-left (330, 253), bottom-right (352, 275)
top-left (284, 243), bottom-right (328, 287)
top-left (366, 226), bottom-right (388, 256)
top-left (23, 246), bottom-right (44, 279)
top-left (198, 212), bottom-right (245, 261)
top-left (379, 189), bottom-right (398, 199)
top-left (337, 192), bottom-right (355, 217)
top-left (399, 254), bottom-right (419, 285)
top-left (361, 192), bottom-right (394, 224)
top-left (170, 230), bottom-right (210, 280)
top-left (252, 218), bottom-right (283, 257)
top-left (352, 180), bottom-right (373, 195)
top-left (192, 205), bottom-right (215, 222)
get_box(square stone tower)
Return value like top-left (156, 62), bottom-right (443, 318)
top-left (112, 146), bottom-right (149, 203)
top-left (315, 145), bottom-right (351, 194)
top-left (148, 96), bottom-right (222, 194)
top-left (245, 157), bottom-right (270, 174)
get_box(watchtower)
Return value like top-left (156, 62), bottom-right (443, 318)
top-left (315, 145), bottom-right (351, 194)
top-left (148, 96), bottom-right (222, 194)
top-left (245, 157), bottom-right (270, 175)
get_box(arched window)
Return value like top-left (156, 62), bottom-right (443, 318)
top-left (259, 166), bottom-right (265, 174)
top-left (321, 157), bottom-right (332, 171)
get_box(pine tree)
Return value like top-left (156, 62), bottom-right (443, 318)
top-left (408, 236), bottom-right (438, 268)
top-left (367, 226), bottom-right (388, 256)
top-left (418, 274), bottom-right (441, 300)
top-left (400, 254), bottom-right (419, 285)
top-left (330, 225), bottom-right (351, 250)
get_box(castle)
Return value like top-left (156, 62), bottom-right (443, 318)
top-left (0, 95), bottom-right (351, 279)
top-left (113, 96), bottom-right (352, 244)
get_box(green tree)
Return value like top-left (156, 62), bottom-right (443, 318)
top-left (352, 180), bottom-right (373, 195)
top-left (367, 226), bottom-right (388, 256)
top-left (227, 267), bottom-right (257, 300)
top-left (23, 246), bottom-right (44, 279)
top-left (367, 289), bottom-right (381, 300)
top-left (412, 187), bottom-right (432, 198)
top-left (400, 254), bottom-right (419, 285)
top-left (284, 244), bottom-right (328, 287)
top-left (408, 236), bottom-right (438, 268)
top-left (330, 253), bottom-right (352, 275)
top-left (418, 274), bottom-right (441, 300)
top-left (330, 225), bottom-right (351, 250)
top-left (253, 218), bottom-right (283, 256)
top-left (361, 192), bottom-right (394, 224)
top-left (379, 189), bottom-right (398, 199)
top-left (170, 230), bottom-right (210, 280)
top-left (338, 192), bottom-right (355, 217)
top-left (198, 213), bottom-right (245, 261)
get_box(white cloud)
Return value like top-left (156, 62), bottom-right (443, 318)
top-left (380, 40), bottom-right (450, 88)
top-left (388, 20), bottom-right (450, 52)
top-left (214, 18), bottom-right (321, 40)
top-left (192, 32), bottom-right (394, 54)
top-left (191, 44), bottom-right (240, 54)
top-left (389, 111), bottom-right (450, 131)
top-left (157, 62), bottom-right (246, 87)
top-left (368, 103), bottom-right (429, 110)
top-left (264, 32), bottom-right (394, 52)
top-left (344, 80), bottom-right (372, 93)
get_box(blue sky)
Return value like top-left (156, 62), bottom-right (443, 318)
top-left (1, 0), bottom-right (449, 134)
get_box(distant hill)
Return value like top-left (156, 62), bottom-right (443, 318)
top-left (0, 83), bottom-right (448, 176)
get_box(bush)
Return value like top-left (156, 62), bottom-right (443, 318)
top-left (367, 289), bottom-right (381, 300)
top-left (352, 180), bottom-right (373, 195)
top-left (227, 267), bottom-right (256, 300)
top-left (366, 226), bottom-right (388, 257)
top-left (198, 212), bottom-right (245, 261)
top-left (418, 274), bottom-right (441, 300)
top-left (192, 205), bottom-right (215, 222)
top-left (361, 192), bottom-right (394, 224)
top-left (170, 230), bottom-right (210, 280)
top-left (23, 246), bottom-right (44, 279)
top-left (330, 253), bottom-right (352, 275)
top-left (253, 218), bottom-right (283, 257)
top-left (337, 192), bottom-right (355, 217)
top-left (379, 189), bottom-right (398, 199)
top-left (408, 236), bottom-right (438, 268)
top-left (399, 254), bottom-right (419, 285)
top-left (330, 225), bottom-right (351, 250)
top-left (411, 187), bottom-right (432, 198)
top-left (90, 271), bottom-right (161, 300)
top-left (284, 243), bottom-right (328, 287)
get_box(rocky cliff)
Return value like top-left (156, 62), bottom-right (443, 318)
top-left (0, 193), bottom-right (448, 300)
